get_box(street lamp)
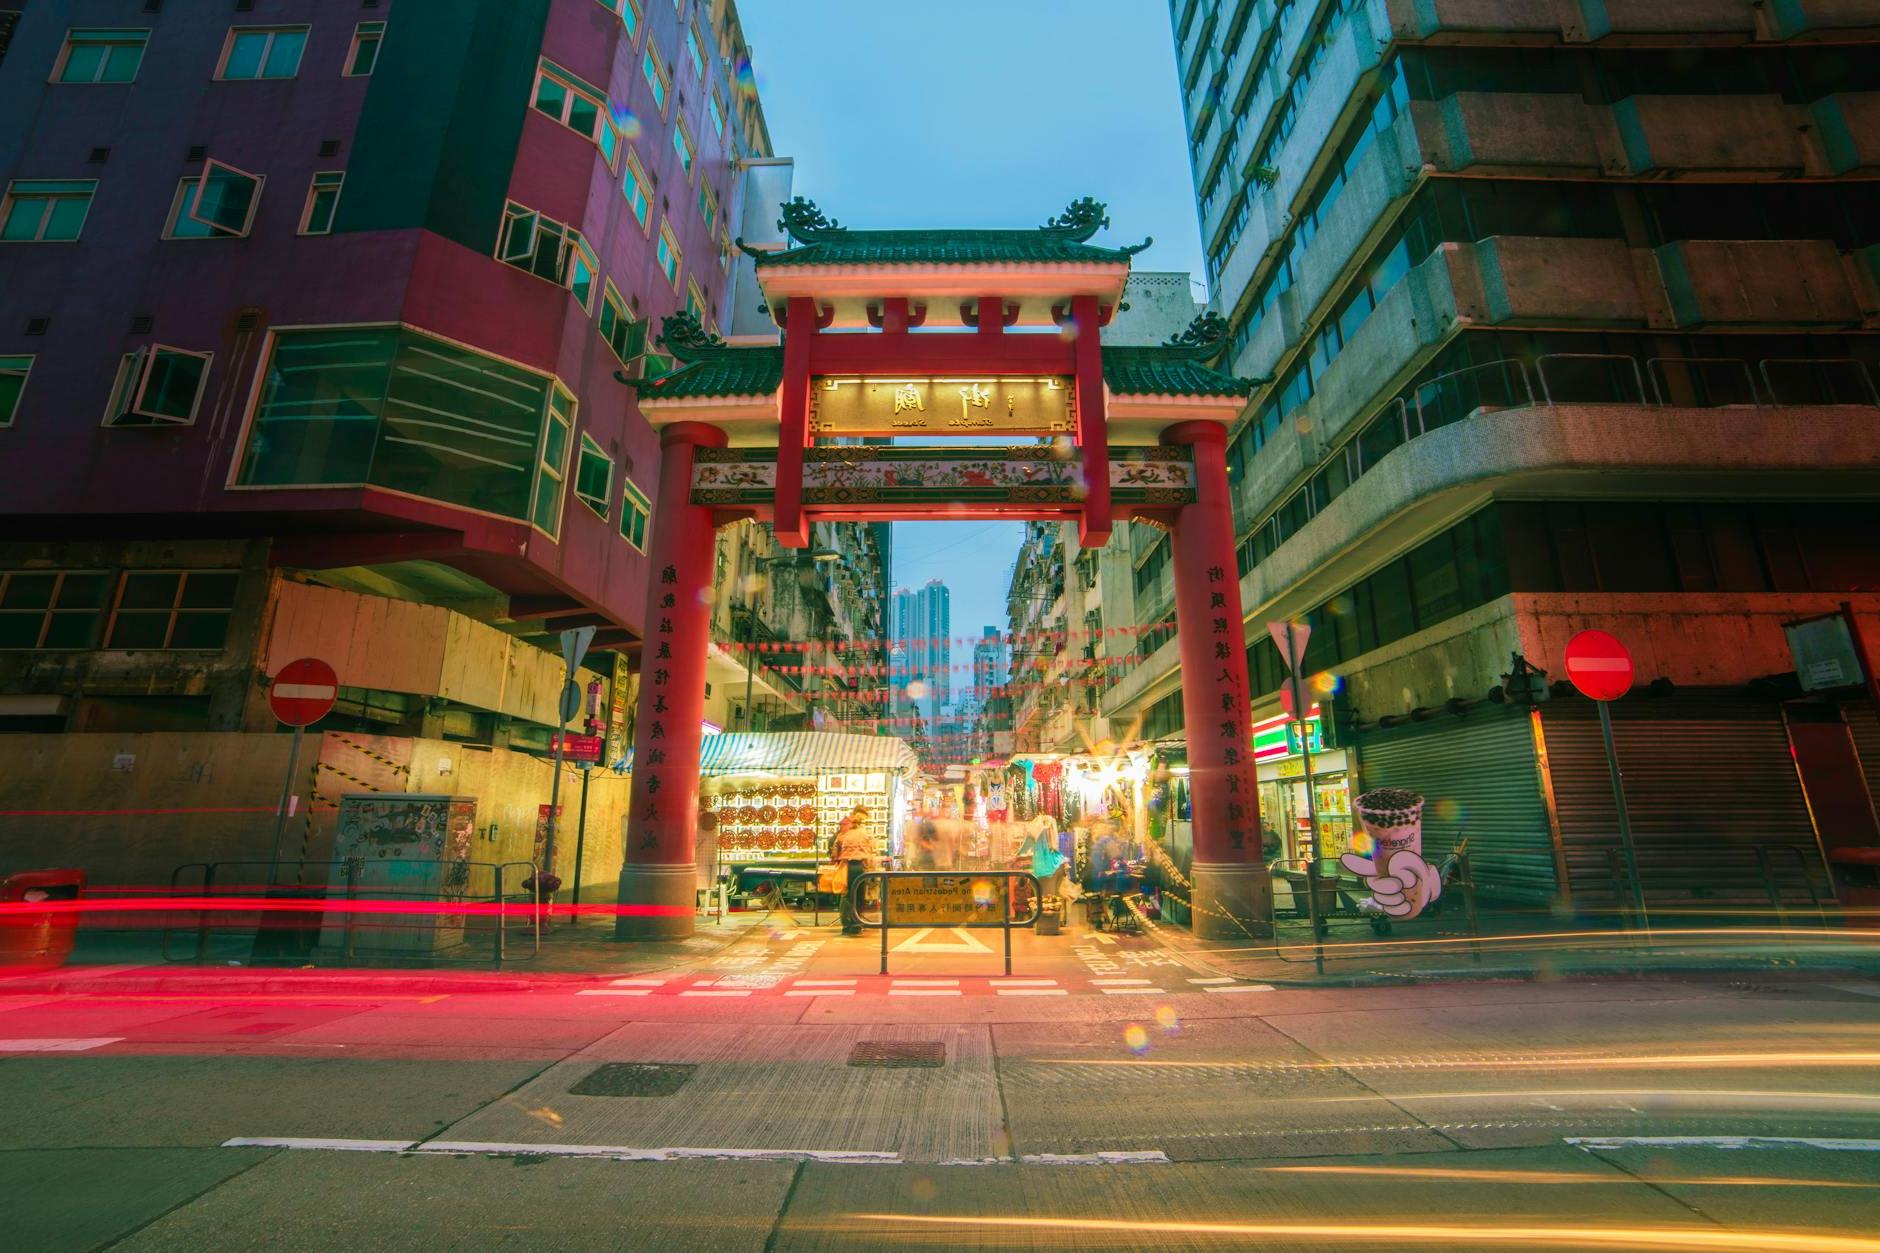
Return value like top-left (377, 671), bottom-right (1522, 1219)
top-left (740, 547), bottom-right (839, 731)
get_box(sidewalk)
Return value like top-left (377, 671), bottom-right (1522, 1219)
top-left (1151, 903), bottom-right (1880, 987)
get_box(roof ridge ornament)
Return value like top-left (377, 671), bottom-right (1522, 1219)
top-left (1161, 312), bottom-right (1232, 362)
top-left (777, 197), bottom-right (846, 244)
top-left (1038, 196), bottom-right (1110, 242)
top-left (656, 311), bottom-right (730, 363)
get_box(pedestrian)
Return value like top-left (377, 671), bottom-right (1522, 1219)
top-left (829, 808), bottom-right (876, 936)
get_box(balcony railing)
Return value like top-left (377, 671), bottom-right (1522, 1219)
top-left (1237, 351), bottom-right (1879, 579)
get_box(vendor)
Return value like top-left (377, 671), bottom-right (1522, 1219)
top-left (829, 807), bottom-right (876, 936)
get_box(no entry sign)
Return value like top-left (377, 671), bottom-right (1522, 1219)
top-left (1563, 630), bottom-right (1634, 702)
top-left (270, 657), bottom-right (338, 726)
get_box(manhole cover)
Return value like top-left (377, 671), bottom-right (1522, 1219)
top-left (568, 1063), bottom-right (696, 1097)
top-left (848, 1041), bottom-right (945, 1068)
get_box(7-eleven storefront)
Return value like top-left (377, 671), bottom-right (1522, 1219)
top-left (1253, 704), bottom-right (1355, 864)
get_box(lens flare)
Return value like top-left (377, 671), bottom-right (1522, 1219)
top-left (1122, 1024), bottom-right (1150, 1055)
top-left (1153, 1005), bottom-right (1180, 1033)
top-left (1432, 796), bottom-right (1464, 823)
top-left (733, 55), bottom-right (756, 97)
top-left (610, 103), bottom-right (643, 140)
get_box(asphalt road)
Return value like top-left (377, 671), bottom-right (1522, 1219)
top-left (3, 916), bottom-right (1878, 1251)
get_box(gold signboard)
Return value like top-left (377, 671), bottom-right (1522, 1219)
top-left (883, 874), bottom-right (1010, 926)
top-left (811, 376), bottom-right (1076, 437)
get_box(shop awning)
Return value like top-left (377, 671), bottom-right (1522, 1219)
top-left (616, 731), bottom-right (919, 777)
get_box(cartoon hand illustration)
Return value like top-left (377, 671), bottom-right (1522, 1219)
top-left (1340, 849), bottom-right (1443, 918)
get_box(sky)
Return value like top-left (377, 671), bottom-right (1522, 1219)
top-left (736, 0), bottom-right (1202, 643)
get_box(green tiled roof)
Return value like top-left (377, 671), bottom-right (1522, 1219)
top-left (1102, 346), bottom-right (1261, 398)
top-left (752, 228), bottom-right (1147, 269)
top-left (636, 344), bottom-right (1261, 400)
top-left (633, 347), bottom-right (783, 400)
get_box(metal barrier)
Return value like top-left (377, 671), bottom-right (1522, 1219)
top-left (1409, 357), bottom-right (1536, 436)
top-left (1601, 843), bottom-right (1831, 932)
top-left (851, 870), bottom-right (1040, 975)
top-left (163, 858), bottom-right (542, 969)
top-left (1266, 854), bottom-right (1481, 975)
top-left (1758, 357), bottom-right (1880, 407)
top-left (1647, 356), bottom-right (1763, 408)
top-left (1536, 352), bottom-right (1648, 406)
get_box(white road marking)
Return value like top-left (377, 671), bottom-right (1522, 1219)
top-left (0, 1038), bottom-right (122, 1052)
top-left (891, 980), bottom-right (959, 986)
top-left (223, 1138), bottom-right (899, 1164)
top-left (679, 989), bottom-right (752, 998)
top-left (1203, 984), bottom-right (1275, 994)
top-left (1019, 1151), bottom-right (1172, 1165)
top-left (576, 989), bottom-right (652, 997)
top-left (784, 989), bottom-right (854, 997)
top-left (1092, 933), bottom-right (1118, 946)
top-left (1187, 977), bottom-right (1235, 985)
top-left (1101, 987), bottom-right (1164, 995)
top-left (1091, 979), bottom-right (1154, 986)
top-left (792, 979), bottom-right (857, 987)
top-left (610, 977), bottom-right (668, 986)
top-left (990, 979), bottom-right (1057, 986)
top-left (1569, 1136), bottom-right (1880, 1152)
top-left (224, 1137), bottom-right (418, 1152)
top-left (996, 988), bottom-right (1068, 997)
top-left (891, 927), bottom-right (993, 955)
top-left (889, 989), bottom-right (962, 997)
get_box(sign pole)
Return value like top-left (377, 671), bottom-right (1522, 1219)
top-left (542, 626), bottom-right (596, 909)
top-left (1272, 622), bottom-right (1321, 862)
top-left (1597, 699), bottom-right (1649, 938)
top-left (267, 724), bottom-right (304, 886)
top-left (571, 762), bottom-right (592, 916)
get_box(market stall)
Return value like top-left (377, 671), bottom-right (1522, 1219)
top-left (1253, 705), bottom-right (1354, 862)
top-left (684, 732), bottom-right (920, 869)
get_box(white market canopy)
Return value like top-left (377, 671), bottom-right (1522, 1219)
top-left (617, 731), bottom-right (919, 778)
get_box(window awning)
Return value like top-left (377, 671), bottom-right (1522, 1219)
top-left (617, 731), bottom-right (919, 777)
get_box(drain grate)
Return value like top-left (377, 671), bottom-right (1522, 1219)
top-left (848, 1041), bottom-right (946, 1068)
top-left (568, 1063), bottom-right (696, 1097)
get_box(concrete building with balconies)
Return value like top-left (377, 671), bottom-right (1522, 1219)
top-left (1137, 0), bottom-right (1880, 917)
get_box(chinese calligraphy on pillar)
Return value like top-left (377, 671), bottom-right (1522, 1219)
top-left (1206, 563), bottom-right (1257, 853)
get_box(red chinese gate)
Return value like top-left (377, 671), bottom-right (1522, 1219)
top-left (618, 199), bottom-right (1267, 939)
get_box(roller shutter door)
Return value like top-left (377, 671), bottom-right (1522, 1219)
top-left (1844, 701), bottom-right (1880, 813)
top-left (1539, 699), bottom-right (1828, 913)
top-left (1355, 704), bottom-right (1558, 906)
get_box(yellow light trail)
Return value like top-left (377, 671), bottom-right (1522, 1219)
top-left (1257, 1164), bottom-right (1880, 1189)
top-left (1033, 1050), bottom-right (1880, 1072)
top-left (850, 1213), bottom-right (1880, 1251)
top-left (1295, 1088), bottom-right (1880, 1109)
top-left (1208, 925), bottom-right (1880, 957)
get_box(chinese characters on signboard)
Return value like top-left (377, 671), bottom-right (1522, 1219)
top-left (810, 376), bottom-right (1076, 437)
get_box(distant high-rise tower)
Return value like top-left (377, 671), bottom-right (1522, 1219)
top-left (890, 580), bottom-right (951, 722)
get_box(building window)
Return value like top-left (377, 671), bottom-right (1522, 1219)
top-left (163, 160), bottom-right (264, 239)
top-left (0, 355), bottom-right (30, 426)
top-left (1, 179), bottom-right (96, 242)
top-left (574, 434), bottom-right (612, 520)
top-left (623, 151), bottom-right (653, 229)
top-left (55, 28), bottom-right (149, 83)
top-left (531, 60), bottom-right (620, 168)
top-left (240, 326), bottom-right (560, 523)
top-left (686, 24), bottom-right (706, 80)
top-left (708, 91), bottom-right (725, 139)
top-left (656, 220), bottom-right (681, 288)
top-left (685, 280), bottom-right (707, 326)
top-left (599, 281), bottom-right (644, 364)
top-left (0, 570), bottom-right (113, 650)
top-left (299, 172), bottom-right (344, 235)
top-left (345, 22), bottom-right (384, 77)
top-left (498, 202), bottom-right (595, 307)
top-left (697, 180), bottom-right (718, 233)
top-left (218, 26), bottom-right (309, 81)
top-left (533, 385), bottom-right (575, 537)
top-left (569, 233), bottom-right (599, 313)
top-left (105, 570), bottom-right (240, 651)
top-left (104, 346), bottom-right (212, 427)
top-left (621, 481), bottom-right (650, 550)
top-left (672, 118), bottom-right (695, 177)
top-left (641, 44), bottom-right (669, 112)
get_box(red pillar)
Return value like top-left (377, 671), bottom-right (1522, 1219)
top-left (1164, 419), bottom-right (1267, 938)
top-left (616, 421), bottom-right (727, 939)
top-left (1071, 294), bottom-right (1112, 548)
top-left (774, 297), bottom-right (816, 548)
